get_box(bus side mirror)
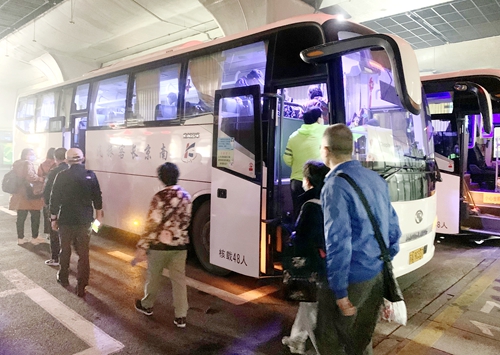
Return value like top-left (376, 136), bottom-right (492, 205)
top-left (454, 81), bottom-right (493, 135)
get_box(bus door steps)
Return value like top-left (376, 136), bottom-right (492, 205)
top-left (470, 205), bottom-right (500, 217)
top-left (462, 214), bottom-right (500, 235)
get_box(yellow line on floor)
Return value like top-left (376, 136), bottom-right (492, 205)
top-left (396, 258), bottom-right (500, 354)
top-left (108, 250), bottom-right (279, 305)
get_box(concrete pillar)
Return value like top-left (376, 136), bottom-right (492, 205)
top-left (199, 0), bottom-right (315, 36)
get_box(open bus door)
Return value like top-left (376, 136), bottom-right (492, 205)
top-left (210, 85), bottom-right (263, 277)
top-left (70, 114), bottom-right (87, 155)
top-left (431, 82), bottom-right (494, 237)
top-left (454, 82), bottom-right (497, 239)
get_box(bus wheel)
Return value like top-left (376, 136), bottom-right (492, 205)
top-left (192, 201), bottom-right (231, 276)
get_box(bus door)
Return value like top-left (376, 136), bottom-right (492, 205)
top-left (273, 83), bottom-right (329, 225)
top-left (211, 85), bottom-right (263, 277)
top-left (70, 114), bottom-right (87, 155)
top-left (48, 116), bottom-right (67, 148)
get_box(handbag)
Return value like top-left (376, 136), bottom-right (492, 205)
top-left (282, 199), bottom-right (322, 303)
top-left (336, 173), bottom-right (404, 303)
top-left (25, 182), bottom-right (43, 200)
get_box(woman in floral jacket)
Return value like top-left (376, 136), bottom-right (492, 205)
top-left (134, 162), bottom-right (192, 328)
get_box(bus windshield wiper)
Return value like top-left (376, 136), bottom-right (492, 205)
top-left (403, 154), bottom-right (427, 161)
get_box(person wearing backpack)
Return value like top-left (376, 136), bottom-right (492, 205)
top-left (8, 148), bottom-right (46, 245)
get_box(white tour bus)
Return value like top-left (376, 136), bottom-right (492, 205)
top-left (14, 14), bottom-right (437, 277)
top-left (423, 70), bottom-right (500, 242)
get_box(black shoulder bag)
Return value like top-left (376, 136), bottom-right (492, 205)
top-left (336, 173), bottom-right (404, 303)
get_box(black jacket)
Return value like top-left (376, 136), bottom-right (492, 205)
top-left (43, 162), bottom-right (69, 205)
top-left (49, 164), bottom-right (102, 225)
top-left (292, 187), bottom-right (325, 273)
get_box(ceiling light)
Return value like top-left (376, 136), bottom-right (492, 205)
top-left (320, 4), bottom-right (352, 19)
top-left (407, 11), bottom-right (448, 44)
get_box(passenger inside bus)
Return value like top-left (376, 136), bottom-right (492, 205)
top-left (235, 69), bottom-right (264, 91)
top-left (155, 92), bottom-right (178, 120)
top-left (467, 142), bottom-right (496, 189)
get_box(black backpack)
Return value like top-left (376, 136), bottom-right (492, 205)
top-left (2, 169), bottom-right (21, 194)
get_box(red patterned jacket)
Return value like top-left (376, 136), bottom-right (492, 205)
top-left (137, 185), bottom-right (192, 251)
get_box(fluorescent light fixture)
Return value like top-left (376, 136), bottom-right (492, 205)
top-left (320, 4), bottom-right (352, 19)
top-left (407, 11), bottom-right (449, 44)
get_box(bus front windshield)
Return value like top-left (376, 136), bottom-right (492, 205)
top-left (340, 33), bottom-right (434, 201)
top-left (342, 51), bottom-right (433, 164)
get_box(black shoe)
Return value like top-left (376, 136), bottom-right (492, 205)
top-left (56, 276), bottom-right (69, 287)
top-left (135, 299), bottom-right (153, 316)
top-left (76, 284), bottom-right (86, 297)
top-left (174, 317), bottom-right (186, 328)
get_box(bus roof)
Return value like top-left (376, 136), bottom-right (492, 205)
top-left (22, 13), bottom-right (348, 96)
top-left (422, 69), bottom-right (500, 99)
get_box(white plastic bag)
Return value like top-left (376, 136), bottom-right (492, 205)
top-left (380, 298), bottom-right (407, 326)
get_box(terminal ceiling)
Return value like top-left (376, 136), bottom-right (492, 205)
top-left (1, 0), bottom-right (499, 91)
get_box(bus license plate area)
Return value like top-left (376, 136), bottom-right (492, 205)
top-left (409, 246), bottom-right (425, 264)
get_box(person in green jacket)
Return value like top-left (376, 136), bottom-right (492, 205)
top-left (283, 107), bottom-right (327, 220)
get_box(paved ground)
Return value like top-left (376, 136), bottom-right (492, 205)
top-left (1, 176), bottom-right (500, 354)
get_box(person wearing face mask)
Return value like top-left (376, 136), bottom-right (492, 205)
top-left (282, 160), bottom-right (330, 355)
top-left (9, 148), bottom-right (46, 245)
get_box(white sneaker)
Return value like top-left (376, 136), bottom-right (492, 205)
top-left (31, 236), bottom-right (48, 245)
top-left (282, 336), bottom-right (306, 354)
top-left (17, 238), bottom-right (27, 245)
top-left (45, 259), bottom-right (60, 266)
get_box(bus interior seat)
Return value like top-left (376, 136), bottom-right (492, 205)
top-left (155, 104), bottom-right (177, 120)
top-left (222, 97), bottom-right (254, 116)
top-left (469, 163), bottom-right (496, 189)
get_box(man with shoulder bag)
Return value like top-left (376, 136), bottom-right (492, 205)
top-left (316, 124), bottom-right (402, 355)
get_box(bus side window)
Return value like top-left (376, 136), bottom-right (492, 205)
top-left (185, 55), bottom-right (220, 118)
top-left (131, 64), bottom-right (181, 124)
top-left (184, 41), bottom-right (268, 119)
top-left (16, 96), bottom-right (37, 133)
top-left (89, 75), bottom-right (128, 127)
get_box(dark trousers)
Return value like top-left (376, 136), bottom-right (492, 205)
top-left (49, 228), bottom-right (61, 261)
top-left (315, 272), bottom-right (384, 355)
top-left (58, 224), bottom-right (91, 287)
top-left (16, 210), bottom-right (41, 239)
top-left (43, 206), bottom-right (60, 260)
top-left (290, 179), bottom-right (305, 221)
top-left (42, 206), bottom-right (51, 234)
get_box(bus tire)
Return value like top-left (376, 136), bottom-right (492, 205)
top-left (192, 201), bottom-right (231, 276)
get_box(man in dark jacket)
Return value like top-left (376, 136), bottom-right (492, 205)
top-left (42, 147), bottom-right (69, 266)
top-left (49, 148), bottom-right (103, 297)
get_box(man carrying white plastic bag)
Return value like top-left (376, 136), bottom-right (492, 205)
top-left (381, 299), bottom-right (407, 326)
